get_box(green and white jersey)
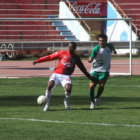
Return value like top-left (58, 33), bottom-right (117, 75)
top-left (90, 43), bottom-right (114, 73)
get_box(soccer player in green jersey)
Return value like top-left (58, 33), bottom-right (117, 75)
top-left (88, 34), bottom-right (117, 109)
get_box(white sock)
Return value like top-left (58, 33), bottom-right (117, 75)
top-left (45, 90), bottom-right (51, 105)
top-left (65, 92), bottom-right (70, 101)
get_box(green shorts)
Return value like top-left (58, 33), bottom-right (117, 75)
top-left (90, 71), bottom-right (109, 82)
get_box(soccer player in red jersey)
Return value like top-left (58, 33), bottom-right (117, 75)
top-left (33, 42), bottom-right (93, 111)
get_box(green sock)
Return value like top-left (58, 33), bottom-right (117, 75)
top-left (89, 90), bottom-right (94, 102)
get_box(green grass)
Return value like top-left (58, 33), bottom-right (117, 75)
top-left (0, 76), bottom-right (140, 140)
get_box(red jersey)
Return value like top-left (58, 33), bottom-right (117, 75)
top-left (36, 50), bottom-right (90, 78)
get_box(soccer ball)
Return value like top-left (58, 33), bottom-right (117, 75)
top-left (37, 95), bottom-right (46, 105)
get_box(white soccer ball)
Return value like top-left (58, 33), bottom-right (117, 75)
top-left (37, 95), bottom-right (46, 105)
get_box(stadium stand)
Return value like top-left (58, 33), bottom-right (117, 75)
top-left (0, 0), bottom-right (78, 42)
top-left (110, 0), bottom-right (140, 40)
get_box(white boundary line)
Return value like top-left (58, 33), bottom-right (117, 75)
top-left (0, 117), bottom-right (140, 128)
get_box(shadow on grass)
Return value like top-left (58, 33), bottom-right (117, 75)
top-left (102, 96), bottom-right (140, 103)
top-left (0, 95), bottom-right (140, 108)
top-left (0, 96), bottom-right (38, 107)
top-left (0, 95), bottom-right (89, 107)
top-left (117, 107), bottom-right (140, 110)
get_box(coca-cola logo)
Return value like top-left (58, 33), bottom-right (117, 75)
top-left (69, 2), bottom-right (107, 16)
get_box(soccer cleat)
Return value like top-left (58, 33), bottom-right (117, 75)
top-left (64, 99), bottom-right (70, 110)
top-left (90, 102), bottom-right (95, 110)
top-left (43, 104), bottom-right (49, 111)
top-left (95, 98), bottom-right (101, 106)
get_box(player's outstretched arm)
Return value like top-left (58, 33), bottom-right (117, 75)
top-left (76, 56), bottom-right (92, 80)
top-left (32, 51), bottom-right (60, 65)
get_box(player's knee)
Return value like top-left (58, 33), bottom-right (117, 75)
top-left (99, 84), bottom-right (105, 89)
top-left (99, 83), bottom-right (105, 88)
top-left (99, 79), bottom-right (106, 87)
top-left (47, 80), bottom-right (55, 91)
top-left (90, 82), bottom-right (96, 88)
top-left (65, 84), bottom-right (72, 93)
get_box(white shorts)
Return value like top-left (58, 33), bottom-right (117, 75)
top-left (49, 73), bottom-right (72, 89)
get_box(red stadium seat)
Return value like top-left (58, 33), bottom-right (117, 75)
top-left (46, 5), bottom-right (59, 9)
top-left (22, 21), bottom-right (47, 25)
top-left (38, 25), bottom-right (56, 30)
top-left (8, 35), bottom-right (21, 39)
top-left (20, 5), bottom-right (45, 10)
top-left (0, 31), bottom-right (7, 35)
top-left (47, 0), bottom-right (59, 4)
top-left (7, 31), bottom-right (21, 35)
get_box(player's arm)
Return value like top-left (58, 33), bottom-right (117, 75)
top-left (88, 49), bottom-right (94, 63)
top-left (111, 44), bottom-right (117, 54)
top-left (113, 48), bottom-right (117, 54)
top-left (76, 56), bottom-right (93, 80)
top-left (88, 46), bottom-right (99, 63)
top-left (109, 43), bottom-right (117, 54)
top-left (33, 51), bottom-right (60, 65)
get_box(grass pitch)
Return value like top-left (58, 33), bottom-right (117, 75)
top-left (0, 76), bottom-right (140, 140)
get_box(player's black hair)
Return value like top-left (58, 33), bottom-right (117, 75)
top-left (70, 42), bottom-right (77, 50)
top-left (98, 34), bottom-right (108, 41)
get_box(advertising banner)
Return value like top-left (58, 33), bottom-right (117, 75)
top-left (69, 1), bottom-right (107, 17)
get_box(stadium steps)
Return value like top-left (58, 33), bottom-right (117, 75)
top-left (111, 0), bottom-right (140, 39)
top-left (51, 18), bottom-right (78, 41)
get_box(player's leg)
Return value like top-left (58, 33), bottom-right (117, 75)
top-left (89, 81), bottom-right (97, 102)
top-left (89, 80), bottom-right (97, 109)
top-left (43, 74), bottom-right (57, 111)
top-left (64, 83), bottom-right (72, 110)
top-left (89, 72), bottom-right (98, 109)
top-left (95, 72), bottom-right (109, 105)
top-left (43, 80), bottom-right (55, 111)
top-left (61, 75), bottom-right (72, 110)
top-left (65, 83), bottom-right (72, 97)
top-left (95, 80), bottom-right (105, 105)
top-left (96, 80), bottom-right (106, 98)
